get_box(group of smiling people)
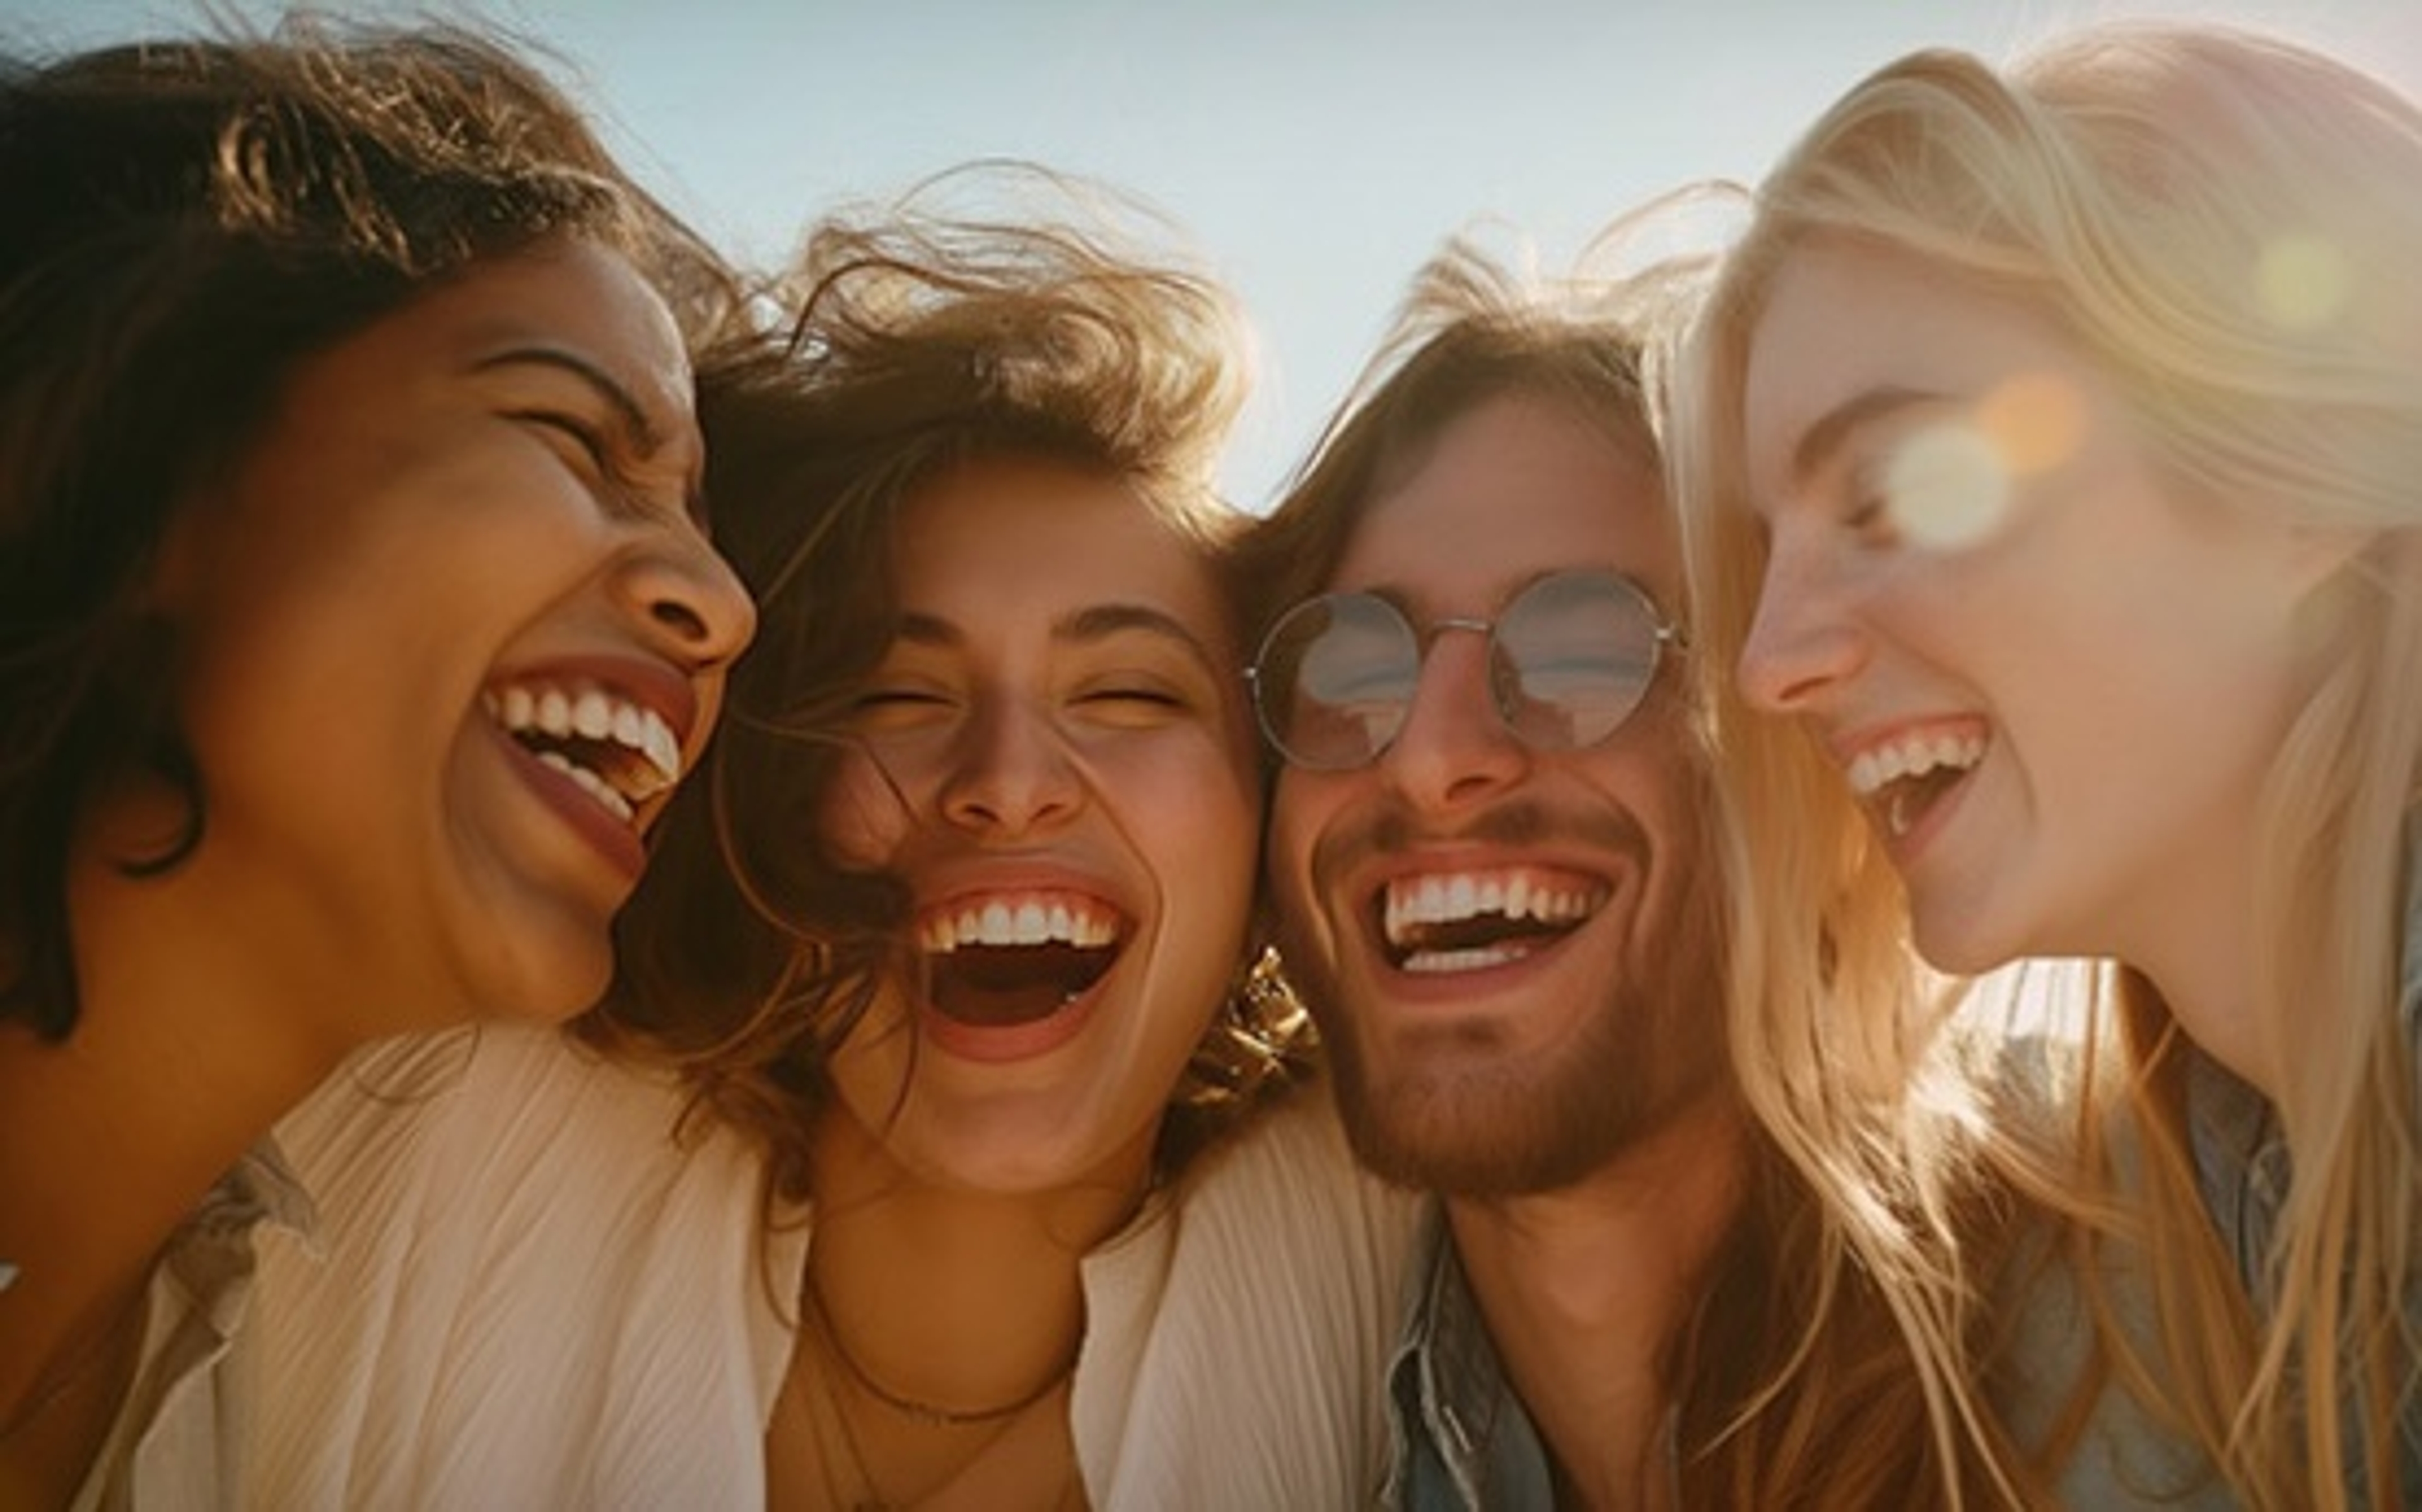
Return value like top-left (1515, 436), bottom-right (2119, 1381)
top-left (0, 10), bottom-right (2413, 1511)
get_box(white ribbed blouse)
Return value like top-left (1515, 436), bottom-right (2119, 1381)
top-left (243, 1024), bottom-right (1417, 1508)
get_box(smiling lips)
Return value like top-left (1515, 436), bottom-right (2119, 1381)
top-left (486, 680), bottom-right (684, 825)
top-left (1843, 726), bottom-right (1987, 839)
top-left (1379, 865), bottom-right (1608, 975)
top-left (917, 890), bottom-right (1126, 1028)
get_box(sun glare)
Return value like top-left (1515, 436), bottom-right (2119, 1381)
top-left (1885, 423), bottom-right (2010, 550)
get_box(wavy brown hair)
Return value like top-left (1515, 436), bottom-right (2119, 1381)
top-left (597, 169), bottom-right (1308, 1202)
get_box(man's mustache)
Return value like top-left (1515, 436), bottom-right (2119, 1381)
top-left (1311, 798), bottom-right (1652, 887)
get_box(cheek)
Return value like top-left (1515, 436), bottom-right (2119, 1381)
top-left (1093, 729), bottom-right (1261, 864)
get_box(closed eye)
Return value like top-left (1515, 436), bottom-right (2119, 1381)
top-left (512, 407), bottom-right (690, 528)
top-left (847, 685), bottom-right (959, 735)
top-left (1082, 684), bottom-right (1186, 707)
top-left (512, 408), bottom-right (612, 475)
top-left (1071, 678), bottom-right (1205, 730)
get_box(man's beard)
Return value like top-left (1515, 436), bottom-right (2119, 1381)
top-left (1282, 800), bottom-right (1731, 1199)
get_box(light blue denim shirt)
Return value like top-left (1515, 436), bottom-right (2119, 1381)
top-left (2184, 819), bottom-right (2422, 1504)
top-left (1382, 1207), bottom-right (1559, 1512)
top-left (2013, 825), bottom-right (2420, 1507)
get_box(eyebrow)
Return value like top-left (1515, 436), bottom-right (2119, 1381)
top-left (1062, 603), bottom-right (1224, 672)
top-left (894, 602), bottom-right (1224, 672)
top-left (1784, 384), bottom-right (1948, 490)
top-left (474, 346), bottom-right (671, 457)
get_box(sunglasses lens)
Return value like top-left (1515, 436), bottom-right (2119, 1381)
top-left (1493, 573), bottom-right (1663, 750)
top-left (1252, 593), bottom-right (1417, 769)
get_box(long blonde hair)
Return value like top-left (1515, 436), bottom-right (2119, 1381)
top-left (1674, 23), bottom-right (2422, 1508)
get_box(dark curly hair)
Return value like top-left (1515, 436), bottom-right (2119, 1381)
top-left (0, 16), bottom-right (737, 1039)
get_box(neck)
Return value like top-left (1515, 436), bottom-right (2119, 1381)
top-left (799, 1103), bottom-right (1149, 1417)
top-left (1444, 1091), bottom-right (1750, 1512)
top-left (2088, 791), bottom-right (2276, 1096)
top-left (1, 840), bottom-right (346, 1426)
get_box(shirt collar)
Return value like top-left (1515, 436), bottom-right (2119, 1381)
top-left (1383, 1206), bottom-right (1555, 1509)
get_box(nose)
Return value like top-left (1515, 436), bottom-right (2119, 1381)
top-left (936, 694), bottom-right (1082, 839)
top-left (1735, 530), bottom-right (1863, 716)
top-left (1376, 626), bottom-right (1529, 813)
top-left (621, 525), bottom-right (758, 672)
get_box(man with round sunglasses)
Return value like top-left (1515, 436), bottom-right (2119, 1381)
top-left (1236, 241), bottom-right (2017, 1508)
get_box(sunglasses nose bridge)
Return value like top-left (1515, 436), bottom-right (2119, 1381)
top-left (1392, 615), bottom-right (1513, 746)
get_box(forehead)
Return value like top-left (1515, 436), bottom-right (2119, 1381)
top-left (291, 237), bottom-right (696, 450)
top-left (1742, 241), bottom-right (2083, 499)
top-left (1333, 392), bottom-right (1674, 608)
top-left (893, 455), bottom-right (1232, 634)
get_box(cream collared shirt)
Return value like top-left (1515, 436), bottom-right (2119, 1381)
top-left (70, 1146), bottom-right (315, 1512)
top-left (243, 1024), bottom-right (1419, 1508)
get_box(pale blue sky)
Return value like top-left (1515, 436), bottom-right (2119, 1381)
top-left (6, 0), bottom-right (2416, 508)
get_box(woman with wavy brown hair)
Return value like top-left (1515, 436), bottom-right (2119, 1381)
top-left (598, 170), bottom-right (1418, 1508)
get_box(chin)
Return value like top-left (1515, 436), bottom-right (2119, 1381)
top-left (468, 933), bottom-right (616, 1030)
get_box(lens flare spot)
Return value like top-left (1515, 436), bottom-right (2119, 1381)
top-left (1884, 424), bottom-right (2010, 550)
top-left (1974, 373), bottom-right (2085, 476)
top-left (2256, 234), bottom-right (2350, 332)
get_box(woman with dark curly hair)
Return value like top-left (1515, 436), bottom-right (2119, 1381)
top-left (0, 16), bottom-right (752, 1508)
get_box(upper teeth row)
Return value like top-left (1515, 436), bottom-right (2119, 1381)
top-left (920, 892), bottom-right (1121, 953)
top-left (488, 683), bottom-right (682, 786)
top-left (1846, 731), bottom-right (1985, 798)
top-left (1383, 870), bottom-right (1601, 946)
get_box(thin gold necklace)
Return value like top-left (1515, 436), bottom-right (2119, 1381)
top-left (808, 1356), bottom-right (1086, 1512)
top-left (812, 1365), bottom-right (890, 1512)
top-left (801, 1269), bottom-right (1078, 1429)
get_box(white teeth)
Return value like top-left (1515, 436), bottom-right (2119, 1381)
top-left (1846, 730), bottom-right (1986, 798)
top-left (535, 750), bottom-right (633, 823)
top-left (925, 892), bottom-right (1120, 952)
top-left (1403, 943), bottom-right (1531, 975)
top-left (641, 711), bottom-right (680, 784)
top-left (489, 679), bottom-right (689, 820)
top-left (572, 690), bottom-right (612, 740)
top-left (1381, 869), bottom-right (1605, 948)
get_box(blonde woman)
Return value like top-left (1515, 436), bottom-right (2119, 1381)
top-left (1676, 23), bottom-right (2420, 1508)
